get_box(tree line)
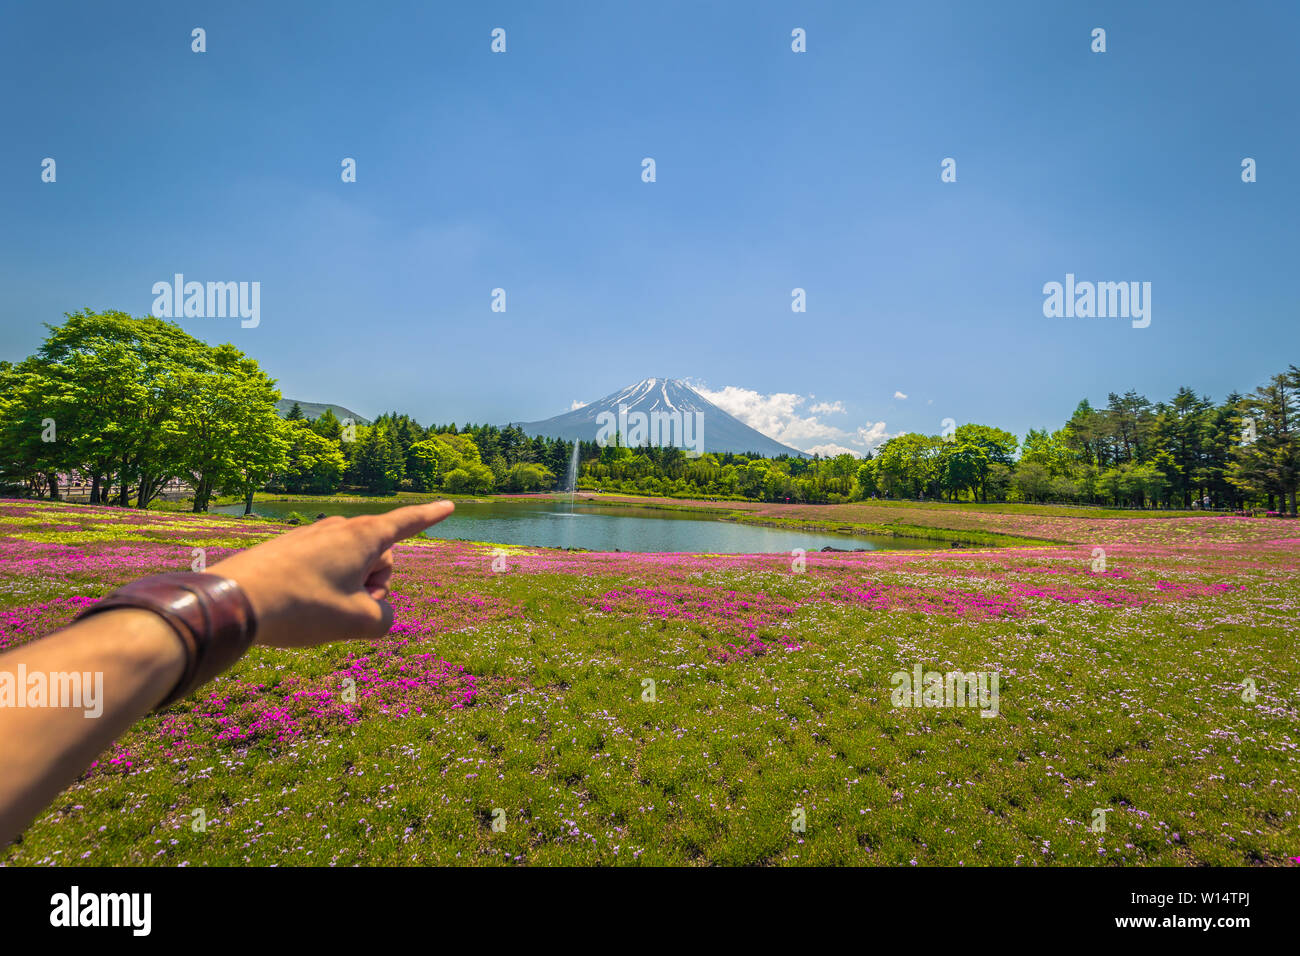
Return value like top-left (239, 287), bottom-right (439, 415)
top-left (583, 379), bottom-right (1299, 513)
top-left (0, 312), bottom-right (1295, 514)
top-left (855, 381), bottom-right (1298, 513)
top-left (0, 312), bottom-right (571, 510)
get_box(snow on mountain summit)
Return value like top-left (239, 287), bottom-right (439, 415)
top-left (518, 379), bottom-right (808, 457)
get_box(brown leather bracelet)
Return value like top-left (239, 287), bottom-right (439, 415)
top-left (74, 572), bottom-right (258, 710)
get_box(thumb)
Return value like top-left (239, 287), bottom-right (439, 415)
top-left (349, 590), bottom-right (395, 639)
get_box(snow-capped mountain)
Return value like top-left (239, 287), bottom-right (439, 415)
top-left (518, 378), bottom-right (808, 457)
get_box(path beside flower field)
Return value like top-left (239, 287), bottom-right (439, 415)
top-left (1, 499), bottom-right (1297, 866)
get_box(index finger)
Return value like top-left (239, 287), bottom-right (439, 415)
top-left (360, 501), bottom-right (455, 552)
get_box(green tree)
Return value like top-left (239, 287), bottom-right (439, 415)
top-left (443, 462), bottom-right (495, 494)
top-left (5, 310), bottom-right (249, 507)
top-left (0, 359), bottom-right (65, 498)
top-left (875, 433), bottom-right (942, 498)
top-left (939, 424), bottom-right (1017, 501)
top-left (281, 420), bottom-right (346, 494)
top-left (223, 418), bottom-right (290, 516)
top-left (167, 344), bottom-right (286, 511)
top-left (312, 407), bottom-right (342, 441)
top-left (1013, 461), bottom-right (1053, 502)
top-left (854, 457), bottom-right (878, 499)
top-left (504, 462), bottom-right (555, 492)
top-left (354, 424), bottom-right (406, 495)
top-left (1151, 387), bottom-right (1213, 507)
top-left (1229, 371), bottom-right (1300, 514)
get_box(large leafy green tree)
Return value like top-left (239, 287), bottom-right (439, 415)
top-left (0, 358), bottom-right (66, 498)
top-left (0, 310), bottom-right (292, 510)
top-left (874, 433), bottom-right (942, 499)
top-left (167, 344), bottom-right (287, 511)
top-left (7, 311), bottom-right (210, 506)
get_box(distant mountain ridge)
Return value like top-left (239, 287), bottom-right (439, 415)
top-left (276, 399), bottom-right (370, 425)
top-left (519, 378), bottom-right (808, 457)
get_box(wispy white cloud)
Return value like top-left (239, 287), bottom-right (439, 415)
top-left (805, 442), bottom-right (860, 458)
top-left (692, 381), bottom-right (894, 457)
top-left (893, 390), bottom-right (908, 400)
top-left (809, 400), bottom-right (845, 415)
top-left (569, 399), bottom-right (589, 410)
top-left (692, 384), bottom-right (808, 440)
top-left (856, 421), bottom-right (892, 449)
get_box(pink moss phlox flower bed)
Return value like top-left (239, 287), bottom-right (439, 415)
top-left (2, 498), bottom-right (1297, 866)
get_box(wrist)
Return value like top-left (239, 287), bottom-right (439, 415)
top-left (207, 568), bottom-right (289, 647)
top-left (75, 573), bottom-right (258, 709)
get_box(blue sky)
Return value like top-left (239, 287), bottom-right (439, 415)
top-left (2, 1), bottom-right (1295, 455)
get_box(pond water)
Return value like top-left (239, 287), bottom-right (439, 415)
top-left (215, 498), bottom-right (950, 554)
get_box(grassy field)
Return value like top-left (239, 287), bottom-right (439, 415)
top-left (1, 498), bottom-right (1297, 866)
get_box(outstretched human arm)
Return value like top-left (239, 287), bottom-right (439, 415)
top-left (0, 501), bottom-right (453, 844)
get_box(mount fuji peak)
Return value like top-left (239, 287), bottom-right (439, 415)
top-left (518, 378), bottom-right (809, 458)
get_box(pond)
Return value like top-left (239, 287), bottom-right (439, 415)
top-left (215, 498), bottom-right (951, 554)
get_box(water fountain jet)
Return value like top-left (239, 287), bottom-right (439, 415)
top-left (566, 442), bottom-right (580, 512)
